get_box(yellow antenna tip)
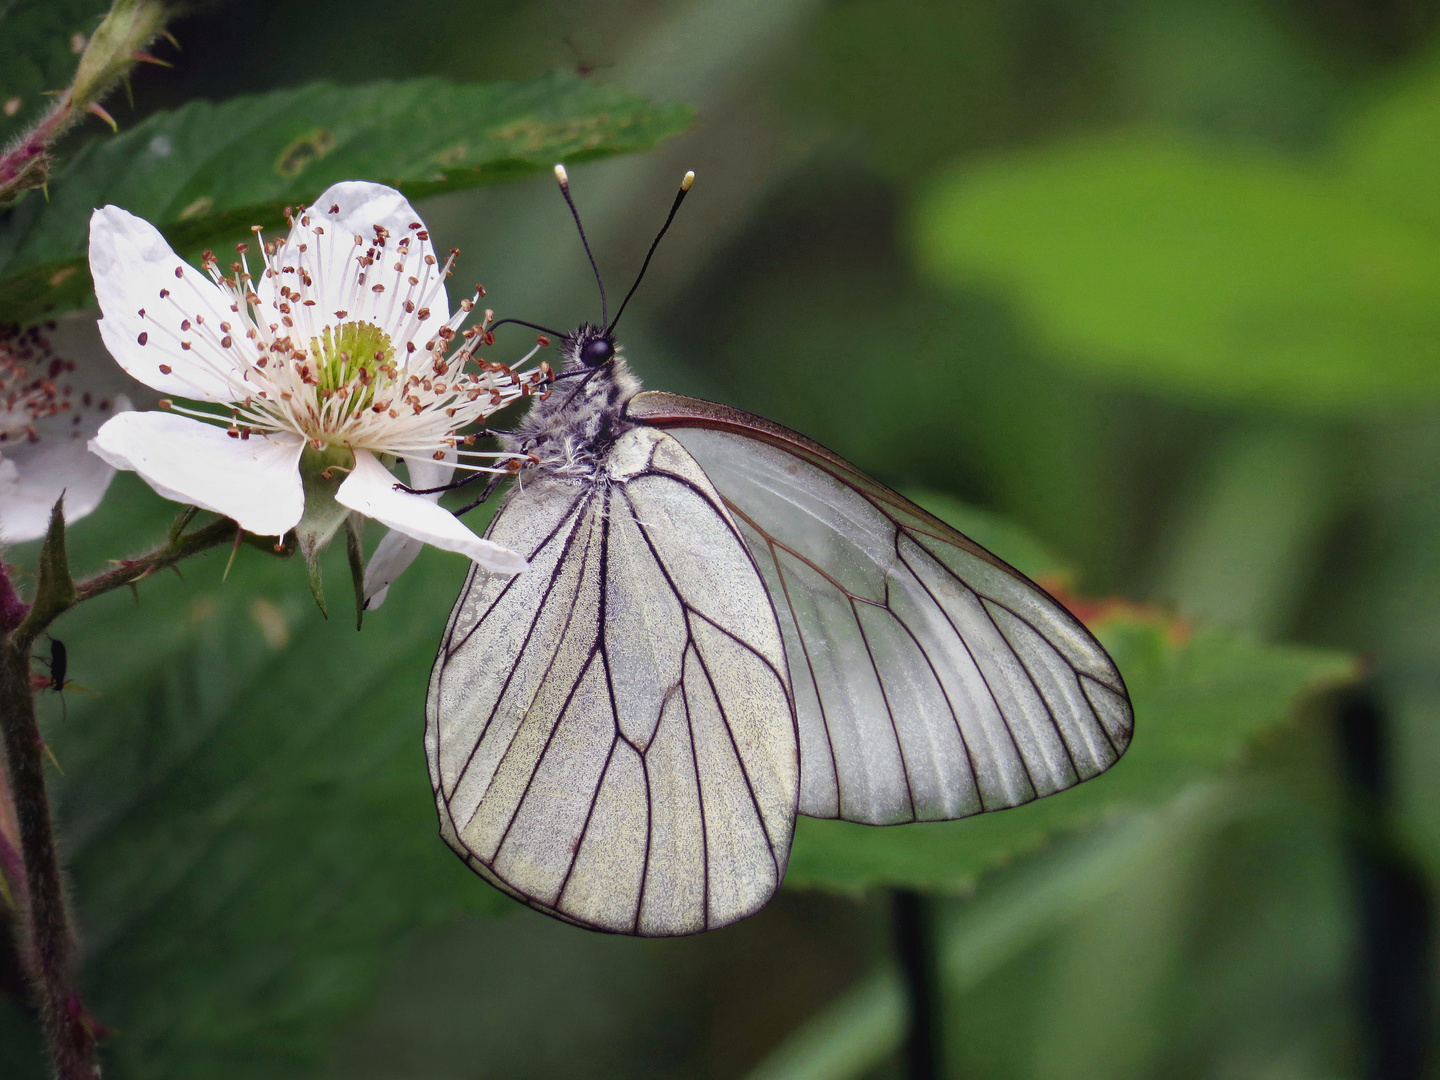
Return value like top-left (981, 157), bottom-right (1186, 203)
top-left (554, 163), bottom-right (569, 186)
top-left (681, 170), bottom-right (695, 192)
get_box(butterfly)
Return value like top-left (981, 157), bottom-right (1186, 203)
top-left (424, 166), bottom-right (1133, 936)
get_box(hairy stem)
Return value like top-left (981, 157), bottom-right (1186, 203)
top-left (0, 641), bottom-right (94, 1078)
top-left (72, 517), bottom-right (240, 607)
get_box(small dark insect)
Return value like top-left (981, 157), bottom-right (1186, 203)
top-left (46, 638), bottom-right (66, 694)
top-left (563, 34), bottom-right (612, 78)
top-left (33, 636), bottom-right (67, 694)
top-left (33, 636), bottom-right (70, 725)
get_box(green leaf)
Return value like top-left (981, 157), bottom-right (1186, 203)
top-left (786, 612), bottom-right (1355, 892)
top-left (912, 130), bottom-right (1440, 412)
top-left (1341, 47), bottom-right (1440, 236)
top-left (0, 75), bottom-right (694, 322)
top-left (0, 1), bottom-right (113, 148)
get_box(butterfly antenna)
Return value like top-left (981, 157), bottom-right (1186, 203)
top-left (487, 317), bottom-right (564, 338)
top-left (554, 164), bottom-right (607, 326)
top-left (608, 170), bottom-right (694, 334)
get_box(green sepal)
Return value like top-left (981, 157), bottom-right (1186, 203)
top-left (167, 504), bottom-right (200, 544)
top-left (14, 496), bottom-right (76, 652)
top-left (295, 446), bottom-right (353, 561)
top-left (345, 514), bottom-right (366, 633)
top-left (304, 548), bottom-right (328, 620)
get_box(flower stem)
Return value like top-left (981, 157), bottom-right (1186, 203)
top-left (0, 505), bottom-right (91, 1077)
top-left (0, 639), bottom-right (94, 1079)
top-left (72, 516), bottom-right (242, 607)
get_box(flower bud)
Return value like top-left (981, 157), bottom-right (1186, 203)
top-left (70, 0), bottom-right (176, 110)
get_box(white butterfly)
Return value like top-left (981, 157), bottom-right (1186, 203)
top-left (424, 168), bottom-right (1133, 936)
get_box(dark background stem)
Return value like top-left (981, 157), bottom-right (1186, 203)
top-left (1338, 685), bottom-right (1435, 1079)
top-left (893, 888), bottom-right (941, 1080)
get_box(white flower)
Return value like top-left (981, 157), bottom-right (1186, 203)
top-left (0, 313), bottom-right (133, 543)
top-left (86, 181), bottom-right (547, 578)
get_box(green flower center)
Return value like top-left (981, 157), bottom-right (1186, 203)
top-left (309, 321), bottom-right (395, 411)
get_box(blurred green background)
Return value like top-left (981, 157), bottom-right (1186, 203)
top-left (4, 0), bottom-right (1440, 1076)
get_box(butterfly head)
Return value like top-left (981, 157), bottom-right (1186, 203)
top-left (566, 323), bottom-right (617, 370)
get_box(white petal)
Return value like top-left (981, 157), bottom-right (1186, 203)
top-left (361, 451), bottom-right (457, 609)
top-left (0, 394), bottom-right (133, 543)
top-left (90, 411), bottom-right (305, 536)
top-left (260, 182), bottom-right (449, 351)
top-left (361, 529), bottom-right (424, 610)
top-left (336, 450), bottom-right (524, 575)
top-left (405, 448), bottom-right (455, 495)
top-left (88, 206), bottom-right (246, 403)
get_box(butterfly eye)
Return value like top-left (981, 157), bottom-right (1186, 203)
top-left (580, 337), bottom-right (615, 367)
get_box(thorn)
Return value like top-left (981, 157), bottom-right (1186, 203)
top-left (169, 564), bottom-right (183, 580)
top-left (223, 526), bottom-right (243, 582)
top-left (160, 28), bottom-right (181, 50)
top-left (131, 51), bottom-right (172, 68)
top-left (38, 739), bottom-right (63, 775)
top-left (86, 101), bottom-right (117, 132)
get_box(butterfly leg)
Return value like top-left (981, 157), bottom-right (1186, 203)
top-left (395, 473), bottom-right (484, 496)
top-left (393, 438), bottom-right (496, 495)
top-left (453, 472), bottom-right (508, 517)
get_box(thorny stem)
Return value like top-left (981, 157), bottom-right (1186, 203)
top-left (0, 502), bottom-right (89, 1076)
top-left (0, 640), bottom-right (93, 1078)
top-left (0, 507), bottom-right (290, 1078)
top-left (71, 516), bottom-right (271, 608)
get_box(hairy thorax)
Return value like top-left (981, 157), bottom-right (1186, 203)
top-left (498, 334), bottom-right (641, 484)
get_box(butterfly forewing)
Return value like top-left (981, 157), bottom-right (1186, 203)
top-left (626, 391), bottom-right (1133, 827)
top-left (427, 425), bottom-right (798, 935)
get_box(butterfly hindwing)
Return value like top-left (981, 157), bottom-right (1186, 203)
top-left (627, 391), bottom-right (1134, 826)
top-left (427, 425), bottom-right (798, 935)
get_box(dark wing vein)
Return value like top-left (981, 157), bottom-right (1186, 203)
top-left (895, 537), bottom-right (1041, 800)
top-left (972, 589), bottom-right (1128, 710)
top-left (680, 653), bottom-right (710, 930)
top-left (619, 485), bottom-right (786, 873)
top-left (768, 537), bottom-right (844, 812)
top-left (450, 486), bottom-right (588, 654)
top-left (555, 729), bottom-right (620, 905)
top-left (488, 508), bottom-right (605, 863)
top-left (880, 575), bottom-right (986, 811)
top-left (633, 751), bottom-right (654, 935)
top-left (685, 607), bottom-right (784, 870)
top-left (451, 493), bottom-right (596, 789)
top-left (900, 524), bottom-right (1126, 697)
top-left (848, 592), bottom-right (917, 821)
top-left (974, 589), bottom-right (1081, 781)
